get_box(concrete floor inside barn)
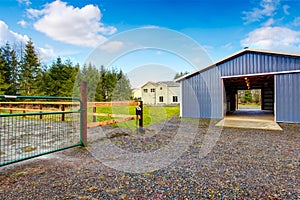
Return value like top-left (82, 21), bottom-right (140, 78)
top-left (216, 109), bottom-right (283, 131)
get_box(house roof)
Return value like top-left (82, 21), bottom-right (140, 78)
top-left (141, 81), bottom-right (179, 88)
top-left (141, 81), bottom-right (158, 88)
top-left (158, 81), bottom-right (180, 87)
top-left (175, 48), bottom-right (300, 82)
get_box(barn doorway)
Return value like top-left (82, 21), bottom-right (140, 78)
top-left (237, 89), bottom-right (261, 110)
top-left (223, 75), bottom-right (275, 121)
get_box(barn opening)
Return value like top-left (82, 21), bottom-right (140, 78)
top-left (237, 89), bottom-right (261, 110)
top-left (223, 75), bottom-right (274, 120)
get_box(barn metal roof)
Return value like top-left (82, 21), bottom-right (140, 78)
top-left (175, 48), bottom-right (300, 82)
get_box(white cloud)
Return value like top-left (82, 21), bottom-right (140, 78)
top-left (0, 20), bottom-right (29, 45)
top-left (37, 44), bottom-right (56, 63)
top-left (283, 5), bottom-right (290, 15)
top-left (263, 18), bottom-right (275, 26)
top-left (240, 26), bottom-right (300, 51)
top-left (242, 0), bottom-right (280, 24)
top-left (221, 42), bottom-right (233, 50)
top-left (27, 0), bottom-right (117, 47)
top-left (17, 19), bottom-right (27, 27)
top-left (99, 41), bottom-right (124, 53)
top-left (17, 0), bottom-right (31, 6)
top-left (293, 17), bottom-right (300, 27)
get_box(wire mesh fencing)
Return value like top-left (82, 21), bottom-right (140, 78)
top-left (0, 96), bottom-right (82, 166)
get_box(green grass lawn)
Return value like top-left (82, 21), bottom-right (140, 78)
top-left (238, 103), bottom-right (261, 109)
top-left (89, 105), bottom-right (180, 129)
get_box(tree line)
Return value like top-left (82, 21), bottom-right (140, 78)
top-left (0, 40), bottom-right (132, 101)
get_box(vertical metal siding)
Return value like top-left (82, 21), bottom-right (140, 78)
top-left (276, 73), bottom-right (300, 123)
top-left (181, 51), bottom-right (300, 120)
top-left (220, 52), bottom-right (300, 77)
top-left (181, 67), bottom-right (222, 119)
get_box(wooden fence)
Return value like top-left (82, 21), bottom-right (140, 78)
top-left (0, 100), bottom-right (143, 128)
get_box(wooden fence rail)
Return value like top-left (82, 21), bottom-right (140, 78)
top-left (0, 100), bottom-right (143, 127)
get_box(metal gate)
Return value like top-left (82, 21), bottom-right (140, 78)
top-left (0, 95), bottom-right (82, 166)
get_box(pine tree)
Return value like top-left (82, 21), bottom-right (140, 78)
top-left (95, 65), bottom-right (107, 101)
top-left (0, 42), bottom-right (19, 94)
top-left (19, 39), bottom-right (40, 95)
top-left (0, 55), bottom-right (9, 94)
top-left (112, 69), bottom-right (132, 101)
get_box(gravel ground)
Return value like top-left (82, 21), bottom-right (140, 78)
top-left (0, 117), bottom-right (299, 199)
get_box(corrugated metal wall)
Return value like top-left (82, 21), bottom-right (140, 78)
top-left (276, 73), bottom-right (300, 123)
top-left (180, 50), bottom-right (300, 122)
top-left (219, 52), bottom-right (300, 76)
top-left (181, 67), bottom-right (223, 118)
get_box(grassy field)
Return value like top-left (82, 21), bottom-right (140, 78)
top-left (90, 105), bottom-right (180, 129)
top-left (238, 103), bottom-right (261, 109)
top-left (1, 104), bottom-right (180, 128)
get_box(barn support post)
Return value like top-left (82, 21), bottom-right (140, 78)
top-left (80, 82), bottom-right (88, 147)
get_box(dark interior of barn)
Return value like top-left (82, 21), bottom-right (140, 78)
top-left (223, 75), bottom-right (274, 115)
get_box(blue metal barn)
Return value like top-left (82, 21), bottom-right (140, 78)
top-left (176, 48), bottom-right (300, 123)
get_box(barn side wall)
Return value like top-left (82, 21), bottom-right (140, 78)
top-left (275, 73), bottom-right (300, 123)
top-left (181, 67), bottom-right (223, 118)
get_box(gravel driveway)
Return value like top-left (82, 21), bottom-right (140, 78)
top-left (0, 117), bottom-right (299, 199)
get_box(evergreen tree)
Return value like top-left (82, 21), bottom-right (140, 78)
top-left (47, 57), bottom-right (78, 97)
top-left (0, 42), bottom-right (19, 94)
top-left (112, 69), bottom-right (132, 101)
top-left (95, 65), bottom-right (107, 101)
top-left (85, 63), bottom-right (99, 101)
top-left (0, 55), bottom-right (9, 94)
top-left (72, 63), bottom-right (82, 98)
top-left (174, 71), bottom-right (189, 79)
top-left (19, 39), bottom-right (40, 95)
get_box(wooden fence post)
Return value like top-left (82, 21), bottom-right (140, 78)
top-left (39, 104), bottom-right (43, 119)
top-left (93, 106), bottom-right (96, 122)
top-left (9, 103), bottom-right (12, 114)
top-left (61, 104), bottom-right (65, 121)
top-left (23, 104), bottom-right (26, 118)
top-left (80, 82), bottom-right (88, 147)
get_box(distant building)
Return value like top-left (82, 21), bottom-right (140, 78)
top-left (132, 88), bottom-right (142, 100)
top-left (140, 81), bottom-right (180, 105)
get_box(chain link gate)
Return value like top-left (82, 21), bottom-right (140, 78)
top-left (0, 95), bottom-right (83, 166)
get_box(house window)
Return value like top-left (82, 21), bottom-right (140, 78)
top-left (151, 88), bottom-right (155, 92)
top-left (159, 96), bottom-right (164, 102)
top-left (160, 87), bottom-right (163, 90)
top-left (173, 96), bottom-right (178, 102)
top-left (143, 89), bottom-right (148, 93)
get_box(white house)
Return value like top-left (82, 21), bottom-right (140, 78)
top-left (140, 81), bottom-right (180, 105)
top-left (132, 88), bottom-right (142, 100)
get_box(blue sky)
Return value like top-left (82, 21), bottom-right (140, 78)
top-left (1, 0), bottom-right (300, 87)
